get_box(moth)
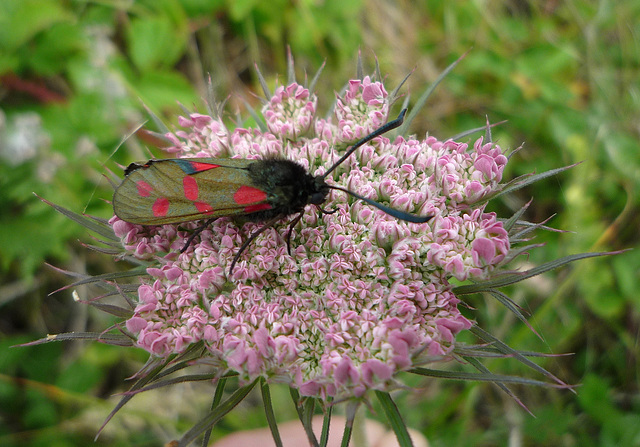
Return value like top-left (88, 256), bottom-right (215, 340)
top-left (113, 109), bottom-right (432, 273)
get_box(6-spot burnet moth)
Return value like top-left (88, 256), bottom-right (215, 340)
top-left (113, 109), bottom-right (433, 273)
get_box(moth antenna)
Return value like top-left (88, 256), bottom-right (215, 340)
top-left (322, 109), bottom-right (407, 179)
top-left (329, 185), bottom-right (433, 224)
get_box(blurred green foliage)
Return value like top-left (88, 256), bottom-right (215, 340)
top-left (1, 0), bottom-right (638, 446)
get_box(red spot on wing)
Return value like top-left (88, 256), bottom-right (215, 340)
top-left (174, 159), bottom-right (223, 174)
top-left (152, 197), bottom-right (170, 217)
top-left (183, 176), bottom-right (199, 201)
top-left (190, 162), bottom-right (221, 172)
top-left (244, 203), bottom-right (272, 213)
top-left (136, 180), bottom-right (153, 197)
top-left (194, 202), bottom-right (215, 214)
top-left (234, 185), bottom-right (268, 204)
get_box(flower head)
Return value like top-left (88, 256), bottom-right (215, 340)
top-left (111, 78), bottom-right (510, 399)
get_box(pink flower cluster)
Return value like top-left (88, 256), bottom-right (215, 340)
top-left (263, 83), bottom-right (317, 140)
top-left (111, 78), bottom-right (511, 399)
top-left (332, 78), bottom-right (390, 141)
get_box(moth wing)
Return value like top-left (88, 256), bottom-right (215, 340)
top-left (113, 158), bottom-right (271, 225)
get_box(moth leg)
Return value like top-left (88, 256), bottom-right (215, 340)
top-left (285, 211), bottom-right (305, 255)
top-left (180, 217), bottom-right (217, 253)
top-left (317, 206), bottom-right (338, 215)
top-left (229, 215), bottom-right (282, 275)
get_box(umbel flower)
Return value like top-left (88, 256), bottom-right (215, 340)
top-left (114, 76), bottom-right (505, 382)
top-left (33, 57), bottom-right (612, 446)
